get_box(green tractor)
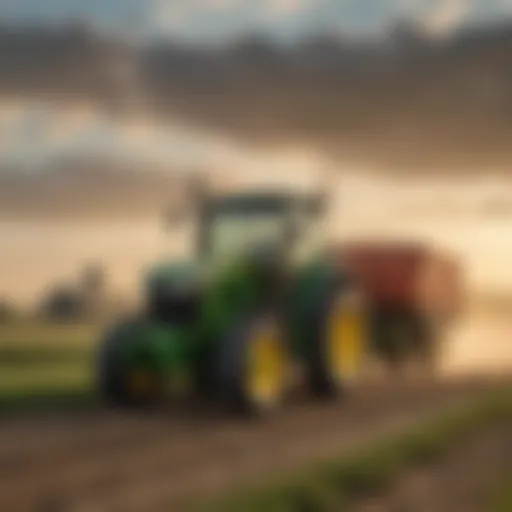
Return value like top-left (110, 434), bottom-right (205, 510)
top-left (97, 180), bottom-right (368, 416)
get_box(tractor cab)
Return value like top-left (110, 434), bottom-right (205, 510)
top-left (145, 187), bottom-right (327, 334)
top-left (197, 189), bottom-right (328, 266)
top-left (147, 186), bottom-right (329, 323)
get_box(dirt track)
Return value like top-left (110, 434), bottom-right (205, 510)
top-left (356, 417), bottom-right (512, 512)
top-left (0, 375), bottom-right (510, 512)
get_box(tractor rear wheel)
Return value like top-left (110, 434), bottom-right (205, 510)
top-left (308, 282), bottom-right (368, 399)
top-left (217, 313), bottom-right (289, 416)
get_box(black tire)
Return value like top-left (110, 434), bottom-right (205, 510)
top-left (191, 348), bottom-right (218, 403)
top-left (410, 315), bottom-right (440, 377)
top-left (97, 320), bottom-right (164, 409)
top-left (216, 312), bottom-right (289, 417)
top-left (307, 281), bottom-right (367, 399)
top-left (97, 322), bottom-right (129, 407)
top-left (371, 312), bottom-right (411, 375)
top-left (372, 312), bottom-right (439, 378)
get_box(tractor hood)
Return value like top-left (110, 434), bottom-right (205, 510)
top-left (146, 248), bottom-right (278, 293)
top-left (146, 249), bottom-right (287, 309)
top-left (146, 259), bottom-right (207, 295)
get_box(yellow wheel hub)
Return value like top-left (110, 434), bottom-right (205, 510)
top-left (327, 299), bottom-right (365, 382)
top-left (247, 324), bottom-right (287, 406)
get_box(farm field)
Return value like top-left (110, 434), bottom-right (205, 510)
top-left (0, 322), bottom-right (100, 414)
top-left (0, 373), bottom-right (509, 511)
top-left (0, 312), bottom-right (511, 510)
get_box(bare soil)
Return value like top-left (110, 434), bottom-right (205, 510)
top-left (0, 375), bottom-right (510, 512)
top-left (356, 420), bottom-right (512, 512)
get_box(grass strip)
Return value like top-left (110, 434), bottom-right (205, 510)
top-left (190, 389), bottom-right (512, 512)
top-left (0, 346), bottom-right (91, 366)
top-left (0, 360), bottom-right (95, 416)
top-left (486, 473), bottom-right (512, 512)
top-left (0, 388), bottom-right (98, 417)
top-left (0, 321), bottom-right (99, 348)
top-left (0, 321), bottom-right (100, 417)
top-left (0, 362), bottom-right (91, 392)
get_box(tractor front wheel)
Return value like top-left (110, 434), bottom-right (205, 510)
top-left (97, 322), bottom-right (164, 409)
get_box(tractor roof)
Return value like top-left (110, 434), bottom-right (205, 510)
top-left (207, 189), bottom-right (326, 216)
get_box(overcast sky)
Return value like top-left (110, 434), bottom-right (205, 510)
top-left (1, 0), bottom-right (512, 43)
top-left (1, 1), bottom-right (512, 169)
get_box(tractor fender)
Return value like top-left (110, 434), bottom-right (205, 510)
top-left (288, 259), bottom-right (355, 359)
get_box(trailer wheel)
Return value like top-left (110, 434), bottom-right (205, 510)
top-left (411, 315), bottom-right (441, 378)
top-left (377, 314), bottom-right (416, 376)
top-left (217, 313), bottom-right (289, 416)
top-left (308, 283), bottom-right (368, 398)
top-left (374, 313), bottom-right (440, 379)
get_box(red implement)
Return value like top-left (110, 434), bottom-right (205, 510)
top-left (334, 240), bottom-right (463, 320)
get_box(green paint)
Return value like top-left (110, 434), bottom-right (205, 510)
top-left (97, 189), bottom-right (351, 396)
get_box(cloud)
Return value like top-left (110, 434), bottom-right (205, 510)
top-left (5, 0), bottom-right (512, 47)
top-left (146, 0), bottom-right (254, 39)
top-left (269, 0), bottom-right (306, 14)
top-left (151, 0), bottom-right (243, 24)
top-left (207, 0), bottom-right (243, 10)
top-left (421, 0), bottom-right (471, 36)
top-left (149, 0), bottom-right (189, 31)
top-left (9, 0), bottom-right (511, 43)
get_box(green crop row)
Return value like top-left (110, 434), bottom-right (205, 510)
top-left (0, 321), bottom-right (100, 347)
top-left (190, 389), bottom-right (512, 512)
top-left (0, 321), bottom-right (100, 416)
top-left (486, 473), bottom-right (512, 512)
top-left (0, 389), bottom-right (97, 417)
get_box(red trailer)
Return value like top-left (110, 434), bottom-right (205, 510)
top-left (333, 240), bottom-right (464, 373)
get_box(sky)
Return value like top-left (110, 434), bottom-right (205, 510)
top-left (1, 0), bottom-right (512, 43)
top-left (0, 101), bottom-right (218, 170)
top-left (1, 1), bottom-right (512, 169)
top-left (0, 100), bottom-right (333, 177)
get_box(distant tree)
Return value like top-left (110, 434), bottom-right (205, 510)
top-left (0, 298), bottom-right (18, 323)
top-left (80, 262), bottom-right (107, 296)
top-left (39, 265), bottom-right (120, 322)
top-left (79, 262), bottom-right (112, 319)
top-left (39, 284), bottom-right (83, 321)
